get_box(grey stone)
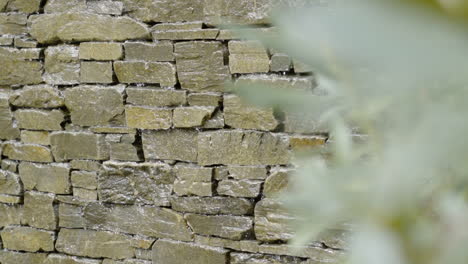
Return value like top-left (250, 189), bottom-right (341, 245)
top-left (227, 166), bottom-right (268, 180)
top-left (197, 131), bottom-right (290, 165)
top-left (23, 191), bottom-right (57, 230)
top-left (107, 134), bottom-right (141, 162)
top-left (114, 61), bottom-right (177, 86)
top-left (9, 85), bottom-right (64, 108)
top-left (173, 107), bottom-right (216, 128)
top-left (1, 226), bottom-right (55, 252)
top-left (124, 42), bottom-right (174, 61)
top-left (217, 180), bottom-right (262, 198)
top-left (83, 203), bottom-right (193, 241)
top-left (43, 45), bottom-right (80, 85)
top-left (236, 74), bottom-right (314, 91)
top-left (270, 53), bottom-right (292, 72)
top-left (5, 0), bottom-right (41, 13)
top-left (15, 109), bottom-right (64, 131)
top-left (204, 0), bottom-right (274, 25)
top-left (98, 161), bottom-right (174, 206)
top-left (44, 0), bottom-right (87, 13)
top-left (71, 171), bottom-right (97, 189)
top-left (255, 199), bottom-right (294, 242)
top-left (0, 47), bottom-right (41, 60)
top-left (56, 229), bottom-right (134, 259)
top-left (0, 194), bottom-right (21, 203)
top-left (1, 160), bottom-right (18, 173)
top-left (264, 168), bottom-right (293, 197)
top-left (142, 130), bottom-right (198, 162)
top-left (230, 253), bottom-right (304, 264)
top-left (0, 204), bottom-right (22, 227)
top-left (0, 35), bottom-right (14, 45)
top-left (21, 130), bottom-right (50, 145)
top-left (80, 61), bottom-right (113, 83)
top-left (152, 239), bottom-right (228, 264)
top-left (70, 160), bottom-right (102, 171)
top-left (228, 41), bottom-right (270, 74)
top-left (0, 170), bottom-right (21, 195)
top-left (285, 111), bottom-right (327, 134)
top-left (50, 132), bottom-right (109, 161)
top-left (153, 28), bottom-right (219, 40)
top-left (87, 0), bottom-right (123, 15)
top-left (59, 203), bottom-right (86, 228)
top-left (0, 13), bottom-right (27, 35)
top-left (18, 162), bottom-right (71, 194)
top-left (186, 214), bottom-right (253, 240)
top-left (14, 37), bottom-right (38, 48)
top-left (80, 42), bottom-right (123, 60)
top-left (73, 188), bottom-right (98, 201)
top-left (224, 94), bottom-right (278, 131)
top-left (125, 106), bottom-right (172, 130)
top-left (258, 244), bottom-right (344, 262)
top-left (175, 41), bottom-right (230, 92)
top-left (0, 251), bottom-right (47, 264)
top-left (0, 57), bottom-right (42, 86)
top-left (202, 109), bottom-right (225, 128)
top-left (0, 94), bottom-right (20, 140)
top-left (188, 93), bottom-right (222, 106)
top-left (121, 0), bottom-right (204, 23)
top-left (29, 13), bottom-right (150, 44)
top-left (171, 196), bottom-right (254, 215)
top-left (126, 87), bottom-right (186, 107)
top-left (2, 142), bottom-right (53, 162)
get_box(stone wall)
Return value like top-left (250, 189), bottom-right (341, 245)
top-left (0, 0), bottom-right (344, 263)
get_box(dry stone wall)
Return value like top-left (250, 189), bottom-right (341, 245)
top-left (0, 0), bottom-right (344, 263)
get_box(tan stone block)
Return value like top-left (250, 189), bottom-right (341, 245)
top-left (80, 61), bottom-right (113, 83)
top-left (125, 106), bottom-right (172, 130)
top-left (79, 42), bottom-right (123, 60)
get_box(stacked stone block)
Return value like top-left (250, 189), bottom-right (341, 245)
top-left (0, 0), bottom-right (343, 263)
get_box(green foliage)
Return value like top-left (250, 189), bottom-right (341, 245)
top-left (237, 0), bottom-right (468, 263)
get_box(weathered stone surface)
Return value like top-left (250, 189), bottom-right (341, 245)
top-left (227, 166), bottom-right (268, 180)
top-left (124, 42), bottom-right (174, 61)
top-left (99, 161), bottom-right (174, 206)
top-left (80, 42), bottom-right (123, 60)
top-left (23, 191), bottom-right (57, 230)
top-left (188, 93), bottom-right (222, 106)
top-left (122, 0), bottom-right (204, 22)
top-left (173, 166), bottom-right (213, 196)
top-left (0, 251), bottom-right (47, 264)
top-left (92, 127), bottom-right (137, 134)
top-left (255, 199), bottom-right (294, 242)
top-left (70, 160), bottom-right (102, 171)
top-left (71, 171), bottom-right (97, 190)
top-left (152, 239), bottom-right (228, 264)
top-left (29, 13), bottom-right (150, 44)
top-left (198, 131), bottom-right (290, 165)
top-left (45, 254), bottom-right (102, 264)
top-left (171, 196), bottom-right (254, 215)
top-left (87, 0), bottom-right (123, 15)
top-left (0, 47), bottom-right (41, 60)
top-left (217, 179), bottom-right (262, 198)
top-left (80, 61), bottom-right (113, 83)
top-left (50, 132), bottom-right (109, 161)
top-left (14, 37), bottom-right (38, 48)
top-left (186, 214), bottom-right (253, 240)
top-left (2, 143), bottom-right (53, 162)
top-left (203, 109), bottom-right (225, 128)
top-left (0, 204), bottom-right (22, 227)
top-left (258, 244), bottom-right (344, 262)
top-left (10, 85), bottom-right (64, 108)
top-left (0, 58), bottom-right (43, 86)
top-left (194, 235), bottom-right (259, 252)
top-left (5, 0), bottom-right (41, 13)
top-left (44, 0), bottom-right (87, 13)
top-left (126, 87), bottom-right (186, 107)
top-left (143, 130), bottom-right (198, 162)
top-left (230, 253), bottom-right (304, 264)
top-left (0, 170), bottom-right (21, 195)
top-left (83, 203), bottom-right (193, 241)
top-left (0, 13), bottom-right (27, 35)
top-left (1, 160), bottom-right (18, 173)
top-left (236, 74), bottom-right (314, 90)
top-left (151, 22), bottom-right (203, 31)
top-left (0, 35), bottom-right (14, 45)
top-left (19, 162), bottom-right (71, 194)
top-left (15, 109), bottom-right (64, 131)
top-left (125, 106), bottom-right (172, 130)
top-left (0, 94), bottom-right (20, 140)
top-left (0, 194), bottom-right (21, 203)
top-left (285, 111), bottom-right (327, 134)
top-left (73, 188), bottom-right (98, 201)
top-left (175, 41), bottom-right (230, 92)
top-left (229, 41), bottom-right (270, 74)
top-left (56, 229), bottom-right (134, 259)
top-left (153, 28), bottom-right (219, 40)
top-left (59, 203), bottom-right (86, 228)
top-left (204, 0), bottom-right (273, 25)
top-left (1, 226), bottom-right (55, 252)
top-left (43, 45), bottom-right (80, 85)
top-left (264, 167), bottom-right (294, 198)
top-left (114, 61), bottom-right (176, 86)
top-left (102, 260), bottom-right (151, 264)
top-left (21, 130), bottom-right (50, 145)
top-left (224, 94), bottom-right (278, 131)
top-left (106, 134), bottom-right (141, 161)
top-left (270, 53), bottom-right (292, 72)
top-left (64, 85), bottom-right (125, 126)
top-left (173, 107), bottom-right (216, 128)
top-left (289, 135), bottom-right (327, 151)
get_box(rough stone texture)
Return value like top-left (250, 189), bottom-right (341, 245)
top-left (153, 27), bottom-right (219, 40)
top-left (83, 203), bottom-right (193, 241)
top-left (0, 251), bottom-right (47, 264)
top-left (125, 106), bottom-right (172, 130)
top-left (152, 239), bottom-right (229, 264)
top-left (188, 93), bottom-right (222, 106)
top-left (264, 168), bottom-right (293, 197)
top-left (19, 162), bottom-right (71, 194)
top-left (121, 0), bottom-right (204, 23)
top-left (114, 61), bottom-right (177, 86)
top-left (143, 130), bottom-right (198, 162)
top-left (59, 203), bottom-right (86, 228)
top-left (71, 171), bottom-right (97, 190)
top-left (64, 85), bottom-right (125, 126)
top-left (0, 56), bottom-right (42, 86)
top-left (5, 0), bottom-right (41, 13)
top-left (80, 61), bottom-right (114, 84)
top-left (224, 94), bottom-right (278, 131)
top-left (204, 0), bottom-right (274, 25)
top-left (255, 199), bottom-right (295, 242)
top-left (43, 45), bottom-right (80, 85)
top-left (87, 1), bottom-right (123, 15)
top-left (0, 13), bottom-right (27, 35)
top-left (2, 142), bottom-right (53, 162)
top-left (44, 0), bottom-right (87, 13)
top-left (15, 109), bottom-right (64, 131)
top-left (23, 191), bottom-right (57, 230)
top-left (56, 229), bottom-right (134, 259)
top-left (0, 170), bottom-right (21, 195)
top-left (270, 53), bottom-right (292, 72)
top-left (80, 42), bottom-right (123, 60)
top-left (0, 93), bottom-right (20, 140)
top-left (50, 132), bottom-right (109, 161)
top-left (229, 41), bottom-right (270, 74)
top-left (230, 253), bottom-right (304, 264)
top-left (173, 107), bottom-right (216, 128)
top-left (217, 179), bottom-right (263, 198)
top-left (29, 13), bottom-right (150, 44)
top-left (186, 214), bottom-right (253, 240)
top-left (1, 226), bottom-right (55, 252)
top-left (175, 41), bottom-right (230, 92)
top-left (9, 85), bottom-right (64, 108)
top-left (173, 165), bottom-right (213, 196)
top-left (21, 130), bottom-right (51, 145)
top-left (0, 204), bottom-right (22, 227)
top-left (198, 131), bottom-right (290, 165)
top-left (171, 196), bottom-right (254, 215)
top-left (124, 41), bottom-right (174, 61)
top-left (126, 87), bottom-right (186, 107)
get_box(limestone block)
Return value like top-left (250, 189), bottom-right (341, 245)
top-left (152, 23), bottom-right (219, 40)
top-left (217, 179), bottom-right (262, 198)
top-left (229, 41), bottom-right (270, 74)
top-left (73, 188), bottom-right (98, 201)
top-left (270, 53), bottom-right (292, 72)
top-left (0, 204), bottom-right (22, 227)
top-left (173, 106), bottom-right (216, 128)
top-left (10, 85), bottom-right (64, 108)
top-left (64, 85), bottom-right (125, 126)
top-left (0, 13), bottom-right (27, 35)
top-left (44, 0), bottom-right (87, 13)
top-left (121, 0), bottom-right (204, 23)
top-left (230, 253), bottom-right (304, 264)
top-left (188, 93), bottom-right (222, 106)
top-left (80, 42), bottom-right (123, 60)
top-left (186, 214), bottom-right (253, 240)
top-left (236, 74), bottom-right (314, 90)
top-left (1, 226), bottom-right (55, 252)
top-left (14, 37), bottom-right (38, 48)
top-left (43, 45), bottom-right (80, 85)
top-left (70, 160), bottom-right (102, 171)
top-left (0, 47), bottom-right (41, 60)
top-left (114, 61), bottom-right (177, 86)
top-left (19, 162), bottom-right (71, 194)
top-left (254, 199), bottom-right (294, 242)
top-left (152, 239), bottom-right (228, 264)
top-left (227, 166), bottom-right (268, 180)
top-left (87, 0), bottom-right (123, 15)
top-left (142, 129), bottom-right (198, 162)
top-left (264, 168), bottom-right (294, 198)
top-left (170, 196), bottom-right (254, 215)
top-left (204, 0), bottom-right (273, 25)
top-left (59, 203), bottom-right (86, 228)
top-left (21, 130), bottom-right (50, 145)
top-left (71, 171), bottom-right (97, 190)
top-left (172, 165), bottom-right (213, 195)
top-left (29, 13), bottom-right (150, 44)
top-left (50, 132), bottom-right (109, 161)
top-left (15, 109), bottom-right (64, 131)
top-left (125, 106), bottom-right (172, 130)
top-left (2, 142), bottom-right (53, 162)
top-left (224, 94), bottom-right (278, 131)
top-left (0, 58), bottom-right (43, 86)
top-left (124, 42), bottom-right (174, 61)
top-left (80, 61), bottom-right (113, 83)
top-left (0, 93), bottom-right (20, 140)
top-left (0, 36), bottom-right (13, 45)
top-left (0, 251), bottom-right (47, 264)
top-left (0, 170), bottom-right (21, 195)
top-left (23, 191), bottom-right (57, 230)
top-left (4, 0), bottom-right (41, 13)
top-left (126, 87), bottom-right (186, 107)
